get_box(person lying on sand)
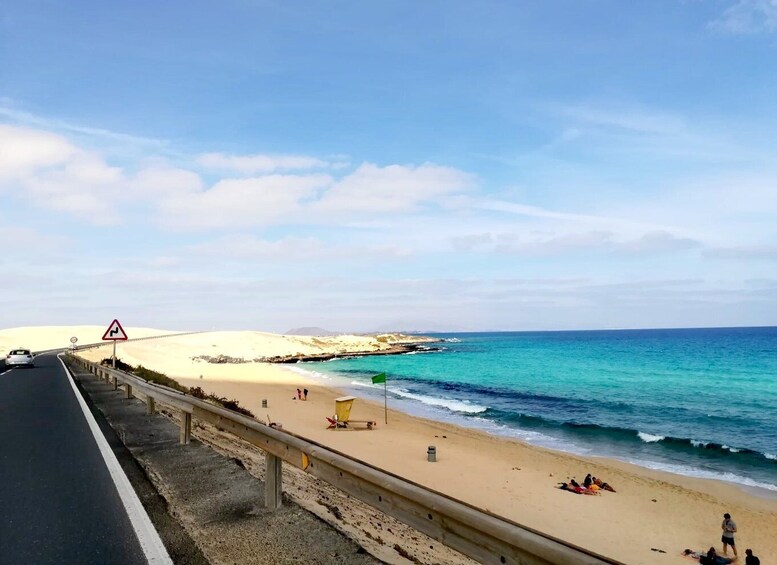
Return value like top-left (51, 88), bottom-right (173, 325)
top-left (557, 482), bottom-right (598, 495)
top-left (683, 548), bottom-right (737, 564)
top-left (593, 476), bottom-right (616, 492)
top-left (699, 547), bottom-right (737, 565)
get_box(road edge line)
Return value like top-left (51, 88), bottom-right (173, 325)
top-left (57, 354), bottom-right (173, 565)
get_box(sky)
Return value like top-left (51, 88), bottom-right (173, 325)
top-left (1, 0), bottom-right (776, 333)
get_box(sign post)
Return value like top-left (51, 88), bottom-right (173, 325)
top-left (102, 319), bottom-right (128, 368)
top-left (70, 336), bottom-right (78, 351)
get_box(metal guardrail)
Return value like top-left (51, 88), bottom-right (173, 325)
top-left (71, 331), bottom-right (206, 353)
top-left (67, 354), bottom-right (621, 565)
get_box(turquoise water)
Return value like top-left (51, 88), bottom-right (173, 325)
top-left (291, 327), bottom-right (777, 491)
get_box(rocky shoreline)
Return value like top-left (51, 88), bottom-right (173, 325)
top-left (192, 341), bottom-right (441, 365)
top-left (267, 342), bottom-right (441, 363)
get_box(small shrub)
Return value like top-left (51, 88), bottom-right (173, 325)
top-left (216, 397), bottom-right (254, 418)
top-left (132, 365), bottom-right (187, 392)
top-left (101, 358), bottom-right (133, 371)
top-left (105, 359), bottom-right (255, 418)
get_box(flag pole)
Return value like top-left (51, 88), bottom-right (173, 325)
top-left (384, 378), bottom-right (388, 425)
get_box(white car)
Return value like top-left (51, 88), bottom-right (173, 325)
top-left (6, 349), bottom-right (34, 368)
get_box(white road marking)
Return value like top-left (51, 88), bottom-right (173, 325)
top-left (1, 369), bottom-right (15, 376)
top-left (57, 354), bottom-right (172, 565)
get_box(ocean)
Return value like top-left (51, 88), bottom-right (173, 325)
top-left (290, 327), bottom-right (777, 493)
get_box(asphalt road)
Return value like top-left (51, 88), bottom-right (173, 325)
top-left (0, 352), bottom-right (149, 564)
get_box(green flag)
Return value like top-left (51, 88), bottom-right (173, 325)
top-left (372, 372), bottom-right (386, 384)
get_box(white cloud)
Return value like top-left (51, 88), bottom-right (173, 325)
top-left (190, 235), bottom-right (329, 261)
top-left (705, 245), bottom-right (777, 260)
top-left (0, 122), bottom-right (479, 231)
top-left (473, 198), bottom-right (680, 236)
top-left (0, 125), bottom-right (127, 223)
top-left (21, 153), bottom-right (126, 223)
top-left (709, 0), bottom-right (777, 33)
top-left (187, 234), bottom-right (412, 261)
top-left (0, 225), bottom-right (69, 253)
top-left (494, 230), bottom-right (614, 255)
top-left (198, 152), bottom-right (331, 174)
top-left (553, 104), bottom-right (752, 163)
top-left (615, 231), bottom-right (701, 255)
top-left (451, 230), bottom-right (700, 257)
top-left (0, 106), bottom-right (168, 149)
top-left (152, 161), bottom-right (475, 230)
top-left (606, 172), bottom-right (777, 246)
top-left (157, 174), bottom-right (333, 230)
top-left (560, 106), bottom-right (686, 135)
top-left (134, 166), bottom-right (204, 197)
top-left (0, 125), bottom-right (77, 180)
top-left (314, 162), bottom-right (474, 214)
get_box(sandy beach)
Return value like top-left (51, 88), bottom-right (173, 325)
top-left (8, 327), bottom-right (776, 564)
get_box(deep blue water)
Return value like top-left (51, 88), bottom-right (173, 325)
top-left (291, 327), bottom-right (777, 492)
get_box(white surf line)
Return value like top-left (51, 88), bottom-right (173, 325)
top-left (57, 354), bottom-right (172, 565)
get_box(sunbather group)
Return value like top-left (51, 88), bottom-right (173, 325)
top-left (558, 473), bottom-right (616, 495)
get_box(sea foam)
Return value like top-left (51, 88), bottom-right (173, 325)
top-left (392, 388), bottom-right (488, 414)
top-left (285, 365), bottom-right (331, 380)
top-left (626, 458), bottom-right (777, 493)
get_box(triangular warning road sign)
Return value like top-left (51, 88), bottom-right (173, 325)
top-left (102, 319), bottom-right (128, 341)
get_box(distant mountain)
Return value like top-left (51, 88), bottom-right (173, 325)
top-left (284, 327), bottom-right (341, 336)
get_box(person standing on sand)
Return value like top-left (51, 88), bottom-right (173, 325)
top-left (721, 512), bottom-right (737, 557)
top-left (296, 388), bottom-right (302, 400)
top-left (303, 388), bottom-right (308, 400)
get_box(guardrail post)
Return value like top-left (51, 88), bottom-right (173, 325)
top-left (126, 384), bottom-right (133, 399)
top-left (179, 412), bottom-right (191, 445)
top-left (265, 453), bottom-right (283, 510)
top-left (113, 376), bottom-right (118, 391)
top-left (146, 396), bottom-right (155, 415)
